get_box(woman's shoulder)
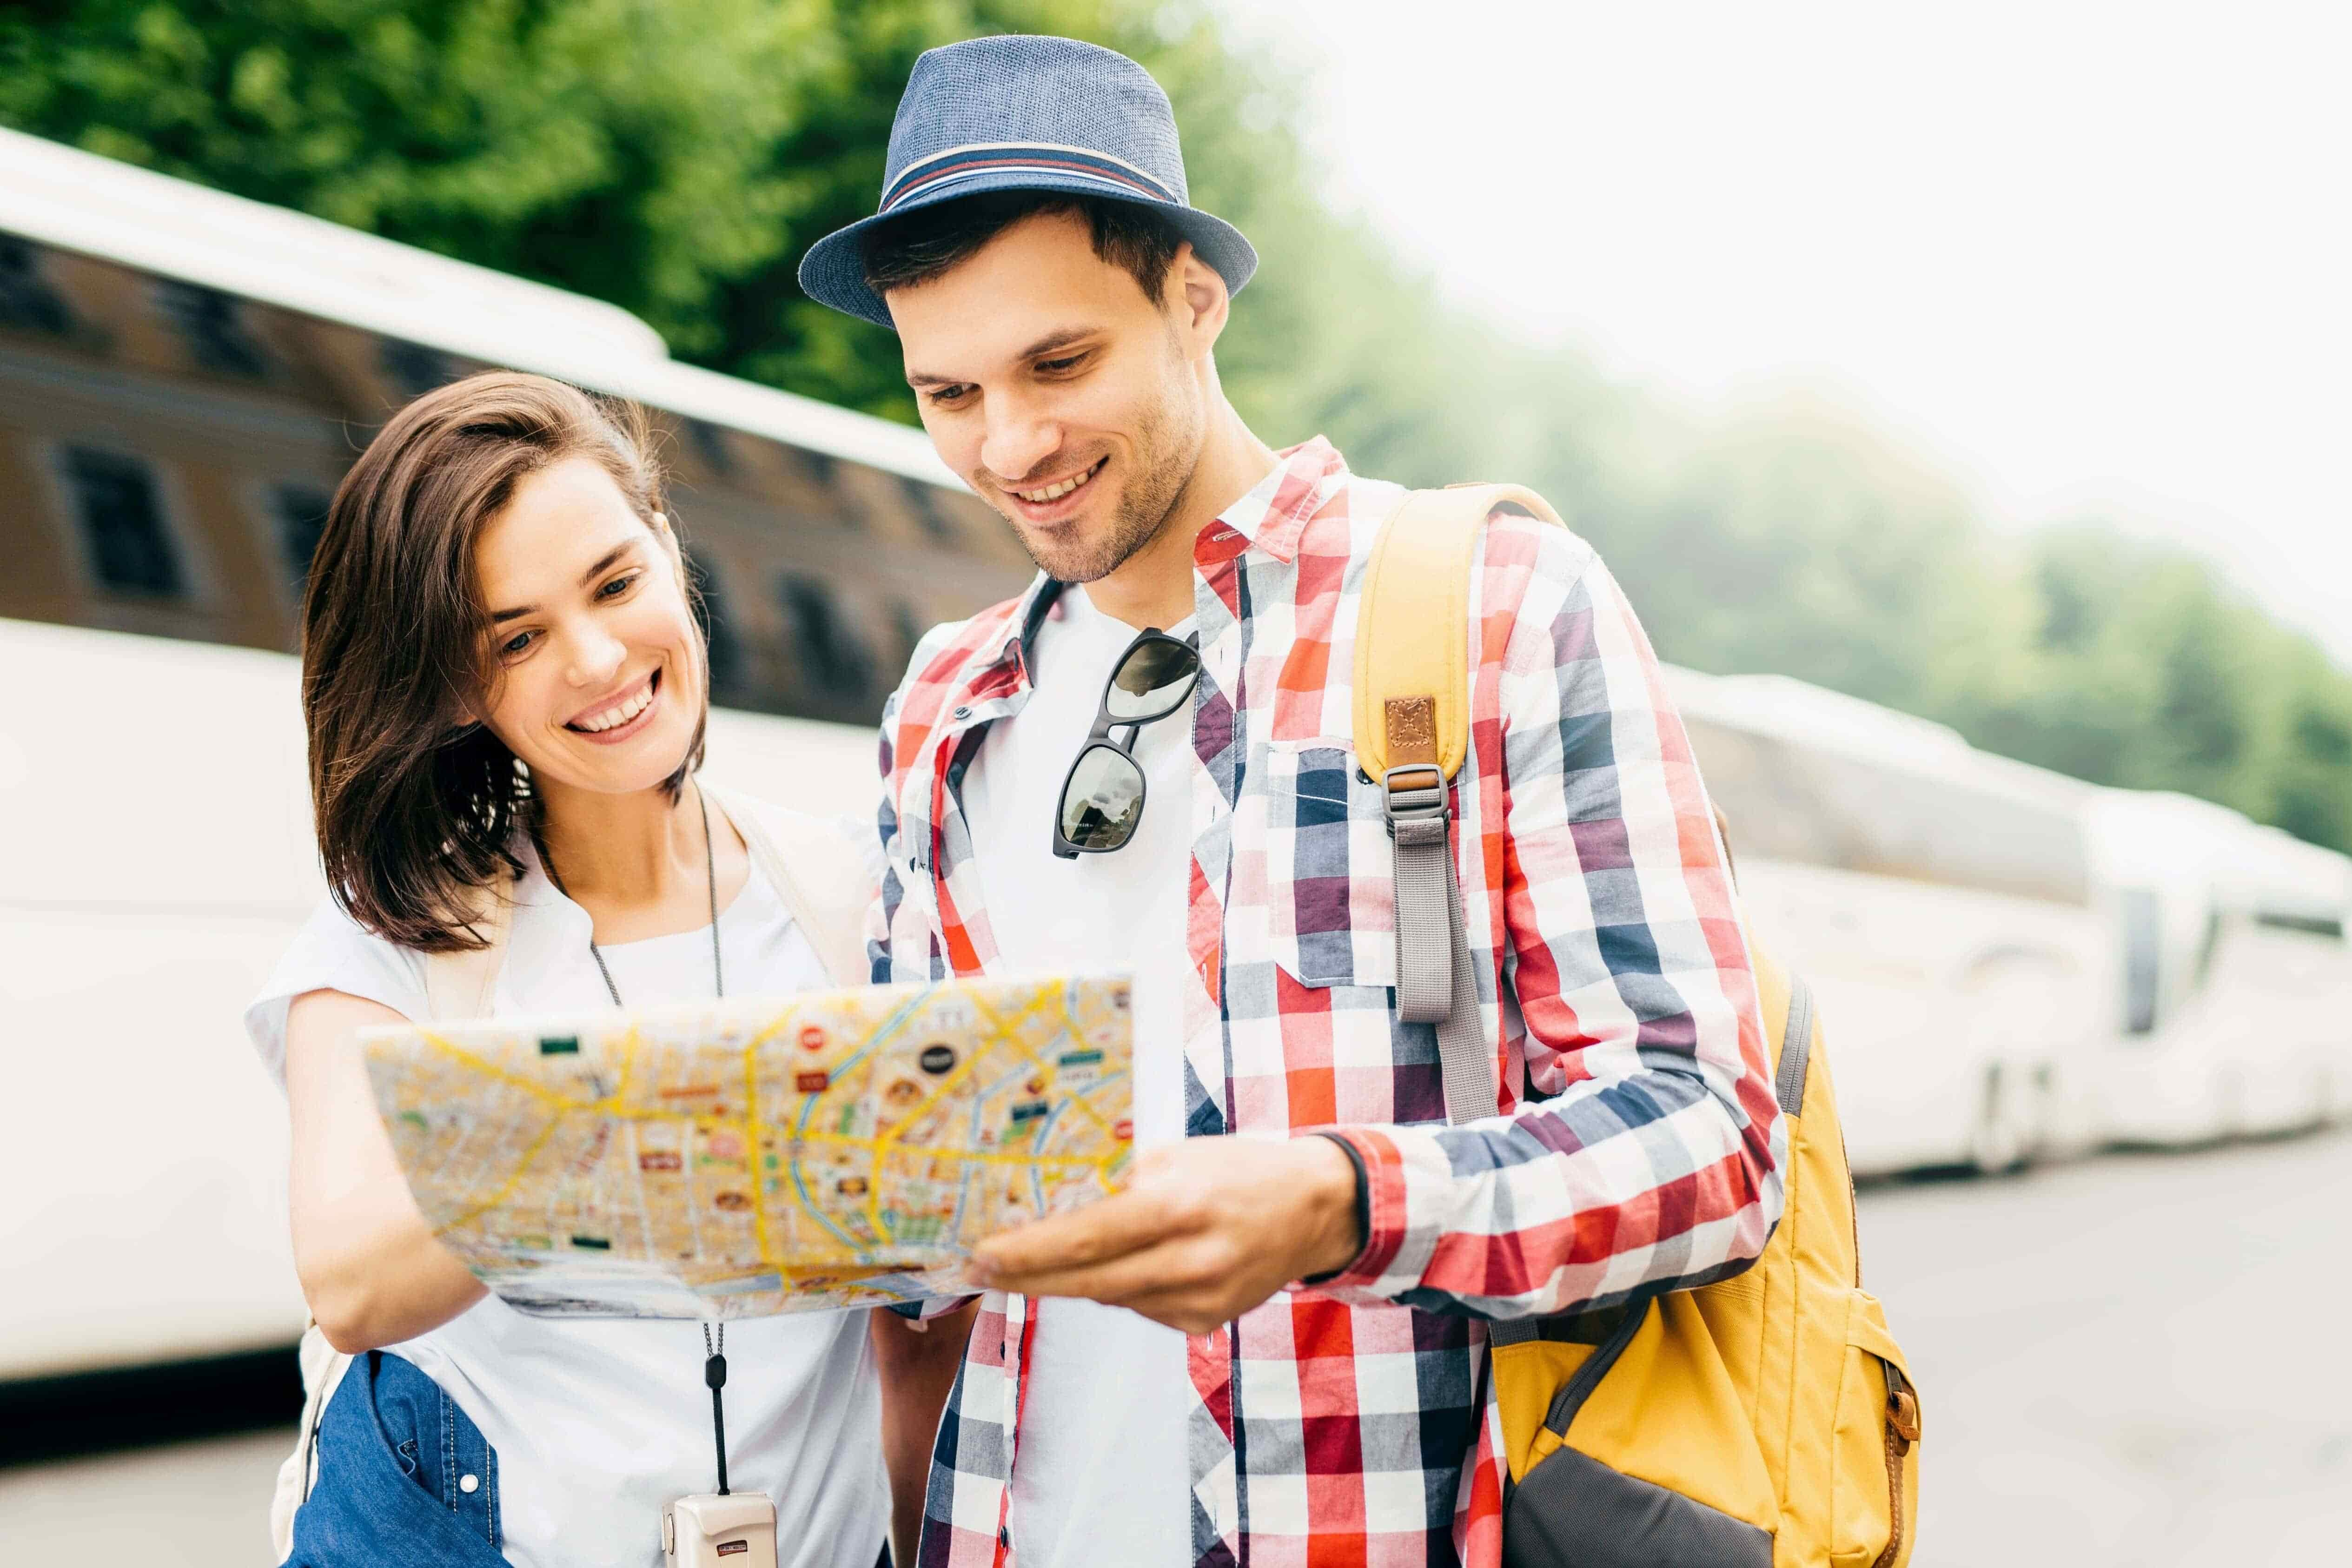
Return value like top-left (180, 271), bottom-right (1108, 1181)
top-left (706, 783), bottom-right (881, 881)
top-left (245, 895), bottom-right (432, 1086)
top-left (705, 782), bottom-right (880, 988)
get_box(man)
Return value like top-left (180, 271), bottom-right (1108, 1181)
top-left (798, 35), bottom-right (1785, 1568)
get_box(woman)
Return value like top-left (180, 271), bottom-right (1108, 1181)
top-left (246, 372), bottom-right (961, 1568)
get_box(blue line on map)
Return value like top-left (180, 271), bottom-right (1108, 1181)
top-left (782, 984), bottom-right (940, 1252)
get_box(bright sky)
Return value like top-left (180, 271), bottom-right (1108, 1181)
top-left (1226, 0), bottom-right (2352, 661)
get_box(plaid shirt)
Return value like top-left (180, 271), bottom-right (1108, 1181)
top-left (874, 439), bottom-right (1786, 1568)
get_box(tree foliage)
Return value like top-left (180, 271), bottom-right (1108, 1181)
top-left (4, 0), bottom-right (2345, 848)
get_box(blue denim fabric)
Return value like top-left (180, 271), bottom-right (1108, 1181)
top-left (280, 1351), bottom-right (505, 1567)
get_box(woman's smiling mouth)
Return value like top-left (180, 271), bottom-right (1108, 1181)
top-left (567, 669), bottom-right (661, 742)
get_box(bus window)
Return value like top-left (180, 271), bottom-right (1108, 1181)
top-left (778, 571), bottom-right (875, 714)
top-left (273, 483), bottom-right (334, 600)
top-left (152, 278), bottom-right (271, 380)
top-left (891, 599), bottom-right (928, 669)
top-left (0, 236), bottom-right (73, 337)
top-left (2254, 908), bottom-right (2347, 941)
top-left (379, 338), bottom-right (458, 400)
top-left (686, 420), bottom-right (735, 479)
top-left (900, 476), bottom-right (957, 543)
top-left (686, 547), bottom-right (746, 705)
top-left (2120, 887), bottom-right (2162, 1036)
top-left (790, 448), bottom-right (863, 529)
top-left (60, 446), bottom-right (184, 598)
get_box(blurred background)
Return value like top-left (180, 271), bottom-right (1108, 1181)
top-left (0, 2), bottom-right (2346, 1563)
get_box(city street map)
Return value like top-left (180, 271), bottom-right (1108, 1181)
top-left (361, 974), bottom-right (1132, 1317)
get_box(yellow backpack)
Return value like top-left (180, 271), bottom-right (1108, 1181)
top-left (1356, 486), bottom-right (1923, 1568)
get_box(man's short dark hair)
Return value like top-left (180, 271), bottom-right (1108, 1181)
top-left (861, 192), bottom-right (1186, 306)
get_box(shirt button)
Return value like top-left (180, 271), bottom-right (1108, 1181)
top-left (952, 705), bottom-right (972, 720)
top-left (459, 1473), bottom-right (480, 1495)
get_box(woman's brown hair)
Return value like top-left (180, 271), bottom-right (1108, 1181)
top-left (303, 371), bottom-right (703, 952)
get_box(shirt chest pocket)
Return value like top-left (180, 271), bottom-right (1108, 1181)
top-left (1241, 741), bottom-right (1400, 991)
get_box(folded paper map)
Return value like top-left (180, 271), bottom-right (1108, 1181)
top-left (362, 974), bottom-right (1132, 1317)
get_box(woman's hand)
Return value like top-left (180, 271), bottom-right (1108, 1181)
top-left (285, 989), bottom-right (485, 1352)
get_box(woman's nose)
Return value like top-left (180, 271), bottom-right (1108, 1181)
top-left (567, 626), bottom-right (627, 686)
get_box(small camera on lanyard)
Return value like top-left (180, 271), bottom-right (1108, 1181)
top-left (665, 1324), bottom-right (777, 1566)
top-left (663, 1492), bottom-right (779, 1568)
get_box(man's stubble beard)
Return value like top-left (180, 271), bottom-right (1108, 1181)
top-left (998, 377), bottom-right (1205, 586)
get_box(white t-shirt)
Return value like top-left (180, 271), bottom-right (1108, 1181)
top-left (245, 805), bottom-right (888, 1568)
top-left (960, 585), bottom-right (1195, 1568)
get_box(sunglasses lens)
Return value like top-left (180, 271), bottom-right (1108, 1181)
top-left (1104, 638), bottom-right (1200, 722)
top-left (1060, 745), bottom-right (1146, 851)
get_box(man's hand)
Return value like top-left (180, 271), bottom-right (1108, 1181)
top-left (967, 1135), bottom-right (1363, 1335)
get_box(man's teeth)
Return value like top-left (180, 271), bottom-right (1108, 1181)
top-left (1019, 461), bottom-right (1100, 504)
top-left (575, 682), bottom-right (653, 732)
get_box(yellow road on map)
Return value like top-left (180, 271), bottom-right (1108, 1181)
top-left (361, 975), bottom-right (1133, 1317)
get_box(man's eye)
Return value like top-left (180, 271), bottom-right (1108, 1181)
top-left (1037, 354), bottom-right (1085, 374)
top-left (927, 385), bottom-right (973, 405)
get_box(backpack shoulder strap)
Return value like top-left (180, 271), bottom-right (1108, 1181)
top-left (1354, 483), bottom-right (1567, 1125)
top-left (1353, 483), bottom-right (1567, 782)
top-left (704, 783), bottom-right (873, 990)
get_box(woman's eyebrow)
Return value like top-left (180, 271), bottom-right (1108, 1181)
top-left (490, 540), bottom-right (646, 622)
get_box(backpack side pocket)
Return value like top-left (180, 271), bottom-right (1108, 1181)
top-left (1829, 1290), bottom-right (1921, 1568)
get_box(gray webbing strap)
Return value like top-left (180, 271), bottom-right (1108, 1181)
top-left (1775, 972), bottom-right (1817, 1118)
top-left (1384, 766), bottom-right (1496, 1125)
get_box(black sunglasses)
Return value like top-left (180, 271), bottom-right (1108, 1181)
top-left (1051, 627), bottom-right (1201, 859)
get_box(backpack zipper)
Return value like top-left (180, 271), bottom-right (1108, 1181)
top-left (1868, 1368), bottom-right (1920, 1568)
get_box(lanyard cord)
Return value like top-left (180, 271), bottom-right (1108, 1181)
top-left (531, 784), bottom-right (730, 1493)
top-left (702, 1321), bottom-right (730, 1495)
top-left (532, 784), bottom-right (724, 1009)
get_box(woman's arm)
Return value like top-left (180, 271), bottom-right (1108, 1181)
top-left (285, 987), bottom-right (486, 1352)
top-left (869, 1301), bottom-right (977, 1567)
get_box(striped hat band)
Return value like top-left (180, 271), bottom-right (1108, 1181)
top-left (880, 142), bottom-right (1179, 214)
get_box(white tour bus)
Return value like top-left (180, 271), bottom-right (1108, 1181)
top-left (2086, 791), bottom-right (2352, 1145)
top-left (8, 128), bottom-right (2346, 1386)
top-left (0, 127), bottom-right (1034, 1384)
top-left (1663, 668), bottom-right (2115, 1175)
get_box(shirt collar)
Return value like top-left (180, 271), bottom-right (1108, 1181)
top-left (966, 435), bottom-right (1352, 688)
top-left (1206, 436), bottom-right (1349, 566)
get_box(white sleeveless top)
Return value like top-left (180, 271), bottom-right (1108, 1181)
top-left (245, 801), bottom-right (887, 1568)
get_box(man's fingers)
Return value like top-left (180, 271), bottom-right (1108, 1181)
top-left (970, 1182), bottom-right (1191, 1277)
top-left (983, 1231), bottom-right (1233, 1307)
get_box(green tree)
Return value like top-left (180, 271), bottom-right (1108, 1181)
top-left (4, 0), bottom-right (2346, 849)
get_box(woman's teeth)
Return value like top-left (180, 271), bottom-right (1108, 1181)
top-left (574, 681), bottom-right (654, 733)
top-left (1018, 459), bottom-right (1103, 504)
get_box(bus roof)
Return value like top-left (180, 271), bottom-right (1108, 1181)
top-left (0, 126), bottom-right (963, 490)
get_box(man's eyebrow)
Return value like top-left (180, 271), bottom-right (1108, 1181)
top-left (490, 541), bottom-right (643, 623)
top-left (905, 328), bottom-right (1098, 389)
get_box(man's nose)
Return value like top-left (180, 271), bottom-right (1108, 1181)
top-left (980, 398), bottom-right (1062, 491)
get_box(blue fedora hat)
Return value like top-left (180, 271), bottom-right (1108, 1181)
top-left (797, 35), bottom-right (1258, 330)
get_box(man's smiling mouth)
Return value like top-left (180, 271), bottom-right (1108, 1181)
top-left (1014, 456), bottom-right (1106, 504)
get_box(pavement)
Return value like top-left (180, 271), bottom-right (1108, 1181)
top-left (4, 1127), bottom-right (2348, 1566)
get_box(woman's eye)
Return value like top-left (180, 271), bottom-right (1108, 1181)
top-left (500, 630), bottom-right (535, 657)
top-left (598, 572), bottom-right (639, 600)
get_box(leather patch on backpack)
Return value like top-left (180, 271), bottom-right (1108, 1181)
top-left (1384, 695), bottom-right (1440, 767)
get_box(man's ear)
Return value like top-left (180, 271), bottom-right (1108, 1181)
top-left (1172, 244), bottom-right (1230, 352)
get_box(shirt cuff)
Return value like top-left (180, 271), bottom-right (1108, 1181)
top-left (1295, 1132), bottom-right (1372, 1285)
top-left (1304, 1125), bottom-right (1433, 1294)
